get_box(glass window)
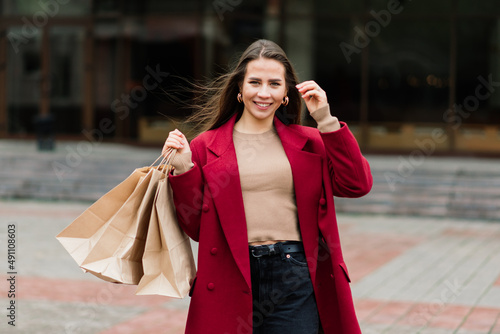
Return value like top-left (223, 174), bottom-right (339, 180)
top-left (456, 19), bottom-right (500, 124)
top-left (204, 16), bottom-right (266, 81)
top-left (128, 20), bottom-right (199, 119)
top-left (369, 0), bottom-right (451, 15)
top-left (368, 19), bottom-right (450, 122)
top-left (224, 0), bottom-right (266, 16)
top-left (146, 0), bottom-right (201, 13)
top-left (122, 0), bottom-right (145, 15)
top-left (458, 0), bottom-right (500, 15)
top-left (94, 37), bottom-right (118, 108)
top-left (6, 27), bottom-right (41, 134)
top-left (217, 17), bottom-right (265, 64)
top-left (311, 0), bottom-right (363, 15)
top-left (3, 0), bottom-right (91, 16)
top-left (49, 26), bottom-right (85, 133)
top-left (94, 0), bottom-right (121, 14)
top-left (314, 19), bottom-right (362, 122)
top-left (205, 0), bottom-right (266, 21)
top-left (122, 0), bottom-right (203, 15)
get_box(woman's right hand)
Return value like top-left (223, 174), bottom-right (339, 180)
top-left (163, 129), bottom-right (191, 155)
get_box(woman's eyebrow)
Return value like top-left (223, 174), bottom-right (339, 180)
top-left (247, 77), bottom-right (283, 82)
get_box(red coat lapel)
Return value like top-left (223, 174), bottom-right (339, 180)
top-left (274, 118), bottom-right (322, 283)
top-left (202, 115), bottom-right (251, 289)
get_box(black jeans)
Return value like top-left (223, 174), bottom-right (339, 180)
top-left (249, 242), bottom-right (319, 334)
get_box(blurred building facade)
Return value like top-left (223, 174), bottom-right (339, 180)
top-left (0, 0), bottom-right (499, 153)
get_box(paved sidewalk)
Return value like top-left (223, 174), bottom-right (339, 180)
top-left (0, 200), bottom-right (499, 333)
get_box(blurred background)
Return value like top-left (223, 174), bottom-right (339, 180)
top-left (0, 0), bottom-right (499, 219)
top-left (1, 0), bottom-right (499, 153)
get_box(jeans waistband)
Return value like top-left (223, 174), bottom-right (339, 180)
top-left (249, 241), bottom-right (304, 258)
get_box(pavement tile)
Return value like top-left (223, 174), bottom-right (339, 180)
top-left (341, 232), bottom-right (422, 283)
top-left (353, 234), bottom-right (466, 301)
top-left (353, 298), bottom-right (386, 322)
top-left (491, 315), bottom-right (500, 334)
top-left (396, 302), bottom-right (442, 328)
top-left (425, 304), bottom-right (472, 329)
top-left (420, 328), bottom-right (468, 334)
top-left (420, 239), bottom-right (487, 304)
top-left (459, 307), bottom-right (500, 332)
top-left (455, 330), bottom-right (489, 334)
top-left (1, 298), bottom-right (146, 334)
top-left (363, 300), bottom-right (414, 325)
top-left (495, 275), bottom-right (500, 287)
top-left (383, 325), bottom-right (441, 334)
top-left (442, 226), bottom-right (500, 239)
top-left (359, 322), bottom-right (388, 334)
top-left (0, 205), bottom-right (86, 218)
top-left (12, 276), bottom-right (169, 307)
top-left (455, 245), bottom-right (500, 307)
top-left (99, 308), bottom-right (187, 334)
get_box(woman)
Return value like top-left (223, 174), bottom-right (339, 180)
top-left (163, 39), bottom-right (372, 334)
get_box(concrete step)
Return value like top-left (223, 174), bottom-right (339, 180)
top-left (0, 140), bottom-right (160, 201)
top-left (1, 140), bottom-right (499, 220)
top-left (336, 156), bottom-right (500, 221)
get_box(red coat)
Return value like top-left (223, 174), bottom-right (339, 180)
top-left (169, 114), bottom-right (372, 334)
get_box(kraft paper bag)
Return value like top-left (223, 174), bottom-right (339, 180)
top-left (80, 167), bottom-right (166, 284)
top-left (136, 166), bottom-right (196, 298)
top-left (57, 154), bottom-right (170, 285)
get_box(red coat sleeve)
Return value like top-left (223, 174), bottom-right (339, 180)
top-left (320, 122), bottom-right (373, 198)
top-left (168, 139), bottom-right (204, 241)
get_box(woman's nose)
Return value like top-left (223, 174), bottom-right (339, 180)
top-left (257, 86), bottom-right (271, 98)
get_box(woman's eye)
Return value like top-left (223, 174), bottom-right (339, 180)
top-left (249, 81), bottom-right (259, 85)
top-left (271, 82), bottom-right (281, 87)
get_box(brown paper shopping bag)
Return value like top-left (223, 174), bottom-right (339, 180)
top-left (80, 167), bottom-right (166, 284)
top-left (136, 159), bottom-right (196, 298)
top-left (56, 154), bottom-right (169, 284)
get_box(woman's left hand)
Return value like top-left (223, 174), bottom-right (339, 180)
top-left (296, 80), bottom-right (328, 113)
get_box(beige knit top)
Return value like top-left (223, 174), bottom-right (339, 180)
top-left (232, 127), bottom-right (300, 243)
top-left (171, 105), bottom-right (340, 243)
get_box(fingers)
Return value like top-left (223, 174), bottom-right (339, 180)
top-left (296, 80), bottom-right (328, 113)
top-left (165, 129), bottom-right (185, 149)
top-left (296, 81), bottom-right (324, 99)
top-left (163, 129), bottom-right (189, 155)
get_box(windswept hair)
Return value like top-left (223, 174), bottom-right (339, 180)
top-left (186, 39), bottom-right (302, 135)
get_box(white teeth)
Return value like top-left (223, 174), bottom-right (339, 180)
top-left (256, 103), bottom-right (271, 107)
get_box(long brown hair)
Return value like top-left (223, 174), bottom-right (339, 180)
top-left (187, 39), bottom-right (302, 135)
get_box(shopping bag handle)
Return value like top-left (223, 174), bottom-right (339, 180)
top-left (152, 148), bottom-right (177, 175)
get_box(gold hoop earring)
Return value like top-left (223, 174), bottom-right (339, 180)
top-left (237, 93), bottom-right (243, 103)
top-left (282, 96), bottom-right (289, 106)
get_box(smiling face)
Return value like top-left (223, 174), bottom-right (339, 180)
top-left (239, 57), bottom-right (287, 128)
